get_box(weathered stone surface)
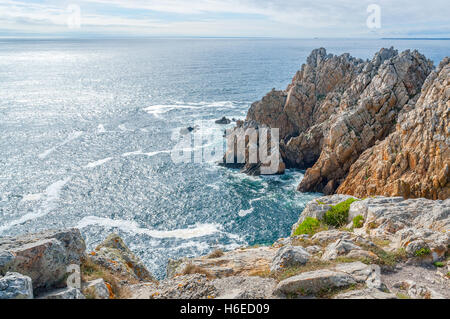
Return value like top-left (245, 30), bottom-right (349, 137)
top-left (82, 278), bottom-right (110, 299)
top-left (0, 272), bottom-right (33, 299)
top-left (338, 58), bottom-right (449, 199)
top-left (270, 245), bottom-right (310, 272)
top-left (38, 287), bottom-right (85, 299)
top-left (213, 276), bottom-right (277, 299)
top-left (334, 288), bottom-right (397, 299)
top-left (333, 262), bottom-right (373, 283)
top-left (321, 239), bottom-right (361, 261)
top-left (168, 246), bottom-right (276, 279)
top-left (347, 196), bottom-right (449, 260)
top-left (90, 234), bottom-right (153, 282)
top-left (0, 229), bottom-right (86, 291)
top-left (274, 269), bottom-right (356, 296)
top-left (129, 274), bottom-right (216, 299)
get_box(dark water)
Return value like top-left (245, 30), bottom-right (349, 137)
top-left (0, 38), bottom-right (448, 278)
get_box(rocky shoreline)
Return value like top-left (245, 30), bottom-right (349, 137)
top-left (1, 47), bottom-right (448, 299)
top-left (1, 195), bottom-right (448, 299)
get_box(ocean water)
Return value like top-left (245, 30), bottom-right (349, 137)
top-left (0, 38), bottom-right (448, 278)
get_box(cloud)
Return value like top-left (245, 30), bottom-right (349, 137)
top-left (0, 0), bottom-right (449, 37)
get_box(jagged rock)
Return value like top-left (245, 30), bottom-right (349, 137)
top-left (321, 239), bottom-right (362, 261)
top-left (334, 288), bottom-right (397, 299)
top-left (338, 58), bottom-right (449, 199)
top-left (0, 229), bottom-right (85, 291)
top-left (90, 234), bottom-right (154, 282)
top-left (270, 245), bottom-right (310, 272)
top-left (167, 246), bottom-right (276, 279)
top-left (0, 272), bottom-right (33, 299)
top-left (305, 245), bottom-right (322, 254)
top-left (274, 269), bottom-right (356, 296)
top-left (38, 287), bottom-right (85, 299)
top-left (82, 278), bottom-right (110, 299)
top-left (333, 262), bottom-right (373, 283)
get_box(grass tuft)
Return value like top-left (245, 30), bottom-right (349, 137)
top-left (323, 198), bottom-right (358, 228)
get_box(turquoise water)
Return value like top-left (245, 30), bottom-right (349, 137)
top-left (0, 38), bottom-right (448, 278)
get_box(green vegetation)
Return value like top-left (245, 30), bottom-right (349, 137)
top-left (414, 247), bottom-right (431, 257)
top-left (293, 217), bottom-right (327, 236)
top-left (323, 198), bottom-right (358, 227)
top-left (352, 215), bottom-right (365, 228)
top-left (396, 293), bottom-right (411, 299)
top-left (434, 261), bottom-right (445, 268)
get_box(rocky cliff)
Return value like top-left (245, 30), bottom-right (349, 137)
top-left (239, 47), bottom-right (448, 199)
top-left (337, 58), bottom-right (449, 199)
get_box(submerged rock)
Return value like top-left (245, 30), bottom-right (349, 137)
top-left (215, 116), bottom-right (231, 124)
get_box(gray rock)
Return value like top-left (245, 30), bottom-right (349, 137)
top-left (0, 272), bottom-right (33, 299)
top-left (321, 239), bottom-right (361, 261)
top-left (38, 287), bottom-right (85, 299)
top-left (270, 245), bottom-right (310, 272)
top-left (82, 278), bottom-right (110, 299)
top-left (213, 276), bottom-right (277, 299)
top-left (0, 229), bottom-right (86, 291)
top-left (274, 269), bottom-right (356, 296)
top-left (334, 262), bottom-right (372, 282)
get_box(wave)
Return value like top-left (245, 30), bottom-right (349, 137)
top-left (84, 157), bottom-right (113, 169)
top-left (0, 177), bottom-right (71, 233)
top-left (38, 131), bottom-right (83, 159)
top-left (144, 101), bottom-right (245, 118)
top-left (76, 216), bottom-right (221, 240)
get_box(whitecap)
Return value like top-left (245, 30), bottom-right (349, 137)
top-left (76, 216), bottom-right (221, 240)
top-left (0, 177), bottom-right (71, 233)
top-left (84, 157), bottom-right (113, 169)
top-left (21, 193), bottom-right (43, 202)
top-left (238, 207), bottom-right (254, 217)
top-left (38, 131), bottom-right (83, 159)
top-left (97, 124), bottom-right (106, 133)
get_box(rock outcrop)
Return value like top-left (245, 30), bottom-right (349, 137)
top-left (231, 47), bottom-right (449, 199)
top-left (0, 229), bottom-right (85, 292)
top-left (337, 58), bottom-right (449, 199)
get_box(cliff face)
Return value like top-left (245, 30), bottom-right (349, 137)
top-left (244, 47), bottom-right (449, 199)
top-left (337, 58), bottom-right (449, 200)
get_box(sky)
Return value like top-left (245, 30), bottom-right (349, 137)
top-left (0, 0), bottom-right (449, 38)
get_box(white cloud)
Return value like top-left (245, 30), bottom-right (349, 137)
top-left (0, 0), bottom-right (448, 37)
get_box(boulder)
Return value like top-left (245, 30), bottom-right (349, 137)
top-left (82, 278), bottom-right (110, 299)
top-left (270, 246), bottom-right (310, 272)
top-left (0, 272), bottom-right (33, 299)
top-left (0, 229), bottom-right (86, 291)
top-left (213, 276), bottom-right (277, 299)
top-left (321, 239), bottom-right (362, 261)
top-left (90, 234), bottom-right (153, 282)
top-left (274, 269), bottom-right (356, 296)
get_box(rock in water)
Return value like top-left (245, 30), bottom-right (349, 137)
top-left (0, 272), bottom-right (33, 299)
top-left (215, 117), bottom-right (231, 124)
top-left (337, 58), bottom-right (449, 200)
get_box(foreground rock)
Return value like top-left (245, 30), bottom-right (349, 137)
top-left (168, 246), bottom-right (277, 279)
top-left (89, 234), bottom-right (154, 282)
top-left (0, 229), bottom-right (85, 292)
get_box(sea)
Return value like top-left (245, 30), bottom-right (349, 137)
top-left (0, 38), bottom-right (448, 278)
